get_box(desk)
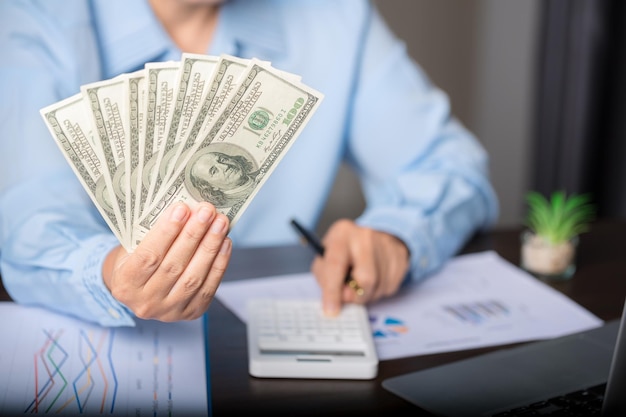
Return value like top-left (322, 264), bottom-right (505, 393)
top-left (207, 221), bottom-right (626, 416)
top-left (1, 222), bottom-right (626, 416)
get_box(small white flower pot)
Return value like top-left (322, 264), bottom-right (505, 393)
top-left (520, 230), bottom-right (578, 280)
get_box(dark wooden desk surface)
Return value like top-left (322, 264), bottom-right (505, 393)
top-left (1, 221), bottom-right (626, 416)
top-left (206, 221), bottom-right (626, 417)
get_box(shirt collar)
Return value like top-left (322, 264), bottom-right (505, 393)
top-left (214, 0), bottom-right (287, 61)
top-left (91, 0), bottom-right (175, 77)
top-left (91, 0), bottom-right (287, 77)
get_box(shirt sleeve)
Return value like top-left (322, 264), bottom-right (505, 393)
top-left (0, 1), bottom-right (135, 326)
top-left (0, 173), bottom-right (135, 326)
top-left (350, 3), bottom-right (500, 282)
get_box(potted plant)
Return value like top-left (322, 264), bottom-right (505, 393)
top-left (521, 190), bottom-right (596, 280)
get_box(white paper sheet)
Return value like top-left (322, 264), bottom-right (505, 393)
top-left (215, 250), bottom-right (603, 360)
top-left (0, 303), bottom-right (209, 416)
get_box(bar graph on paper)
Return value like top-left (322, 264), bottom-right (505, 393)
top-left (441, 300), bottom-right (511, 325)
top-left (366, 252), bottom-right (603, 360)
top-left (371, 299), bottom-right (514, 340)
top-left (0, 303), bottom-right (208, 416)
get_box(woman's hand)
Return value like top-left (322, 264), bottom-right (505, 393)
top-left (311, 219), bottom-right (409, 316)
top-left (102, 202), bottom-right (231, 322)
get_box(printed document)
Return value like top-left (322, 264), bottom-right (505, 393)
top-left (0, 303), bottom-right (209, 416)
top-left (215, 251), bottom-right (603, 360)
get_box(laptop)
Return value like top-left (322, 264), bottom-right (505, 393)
top-left (382, 298), bottom-right (626, 417)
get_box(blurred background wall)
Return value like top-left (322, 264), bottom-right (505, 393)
top-left (317, 0), bottom-right (540, 234)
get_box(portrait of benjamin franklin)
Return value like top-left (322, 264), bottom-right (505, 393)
top-left (184, 142), bottom-right (260, 208)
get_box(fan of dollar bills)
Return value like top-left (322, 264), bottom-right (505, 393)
top-left (40, 53), bottom-right (324, 251)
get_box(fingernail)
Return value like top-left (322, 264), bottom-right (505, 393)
top-left (171, 204), bottom-right (187, 222)
top-left (219, 238), bottom-right (232, 255)
top-left (210, 217), bottom-right (226, 234)
top-left (197, 206), bottom-right (213, 224)
top-left (323, 302), bottom-right (340, 317)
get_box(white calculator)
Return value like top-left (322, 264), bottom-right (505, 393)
top-left (246, 299), bottom-right (379, 380)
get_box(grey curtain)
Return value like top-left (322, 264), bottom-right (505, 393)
top-left (533, 0), bottom-right (626, 218)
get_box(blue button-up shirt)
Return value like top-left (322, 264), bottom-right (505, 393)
top-left (0, 0), bottom-right (499, 326)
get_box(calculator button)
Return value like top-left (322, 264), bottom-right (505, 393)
top-left (258, 335), bottom-right (368, 354)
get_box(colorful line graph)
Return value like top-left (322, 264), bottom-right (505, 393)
top-left (24, 328), bottom-right (118, 414)
top-left (0, 304), bottom-right (208, 416)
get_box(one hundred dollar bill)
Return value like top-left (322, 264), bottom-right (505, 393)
top-left (40, 93), bottom-right (126, 245)
top-left (81, 75), bottom-right (132, 247)
top-left (126, 69), bottom-right (147, 246)
top-left (157, 54), bottom-right (249, 197)
top-left (148, 54), bottom-right (220, 206)
top-left (140, 61), bottom-right (180, 218)
top-left (133, 63), bottom-right (323, 247)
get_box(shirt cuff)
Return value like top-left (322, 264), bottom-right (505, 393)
top-left (356, 207), bottom-right (441, 284)
top-left (75, 234), bottom-right (135, 327)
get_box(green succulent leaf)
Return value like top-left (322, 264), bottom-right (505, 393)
top-left (524, 190), bottom-right (595, 244)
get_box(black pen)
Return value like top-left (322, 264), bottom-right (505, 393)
top-left (290, 219), bottom-right (364, 296)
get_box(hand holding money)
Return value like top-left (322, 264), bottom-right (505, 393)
top-left (101, 202), bottom-right (231, 322)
